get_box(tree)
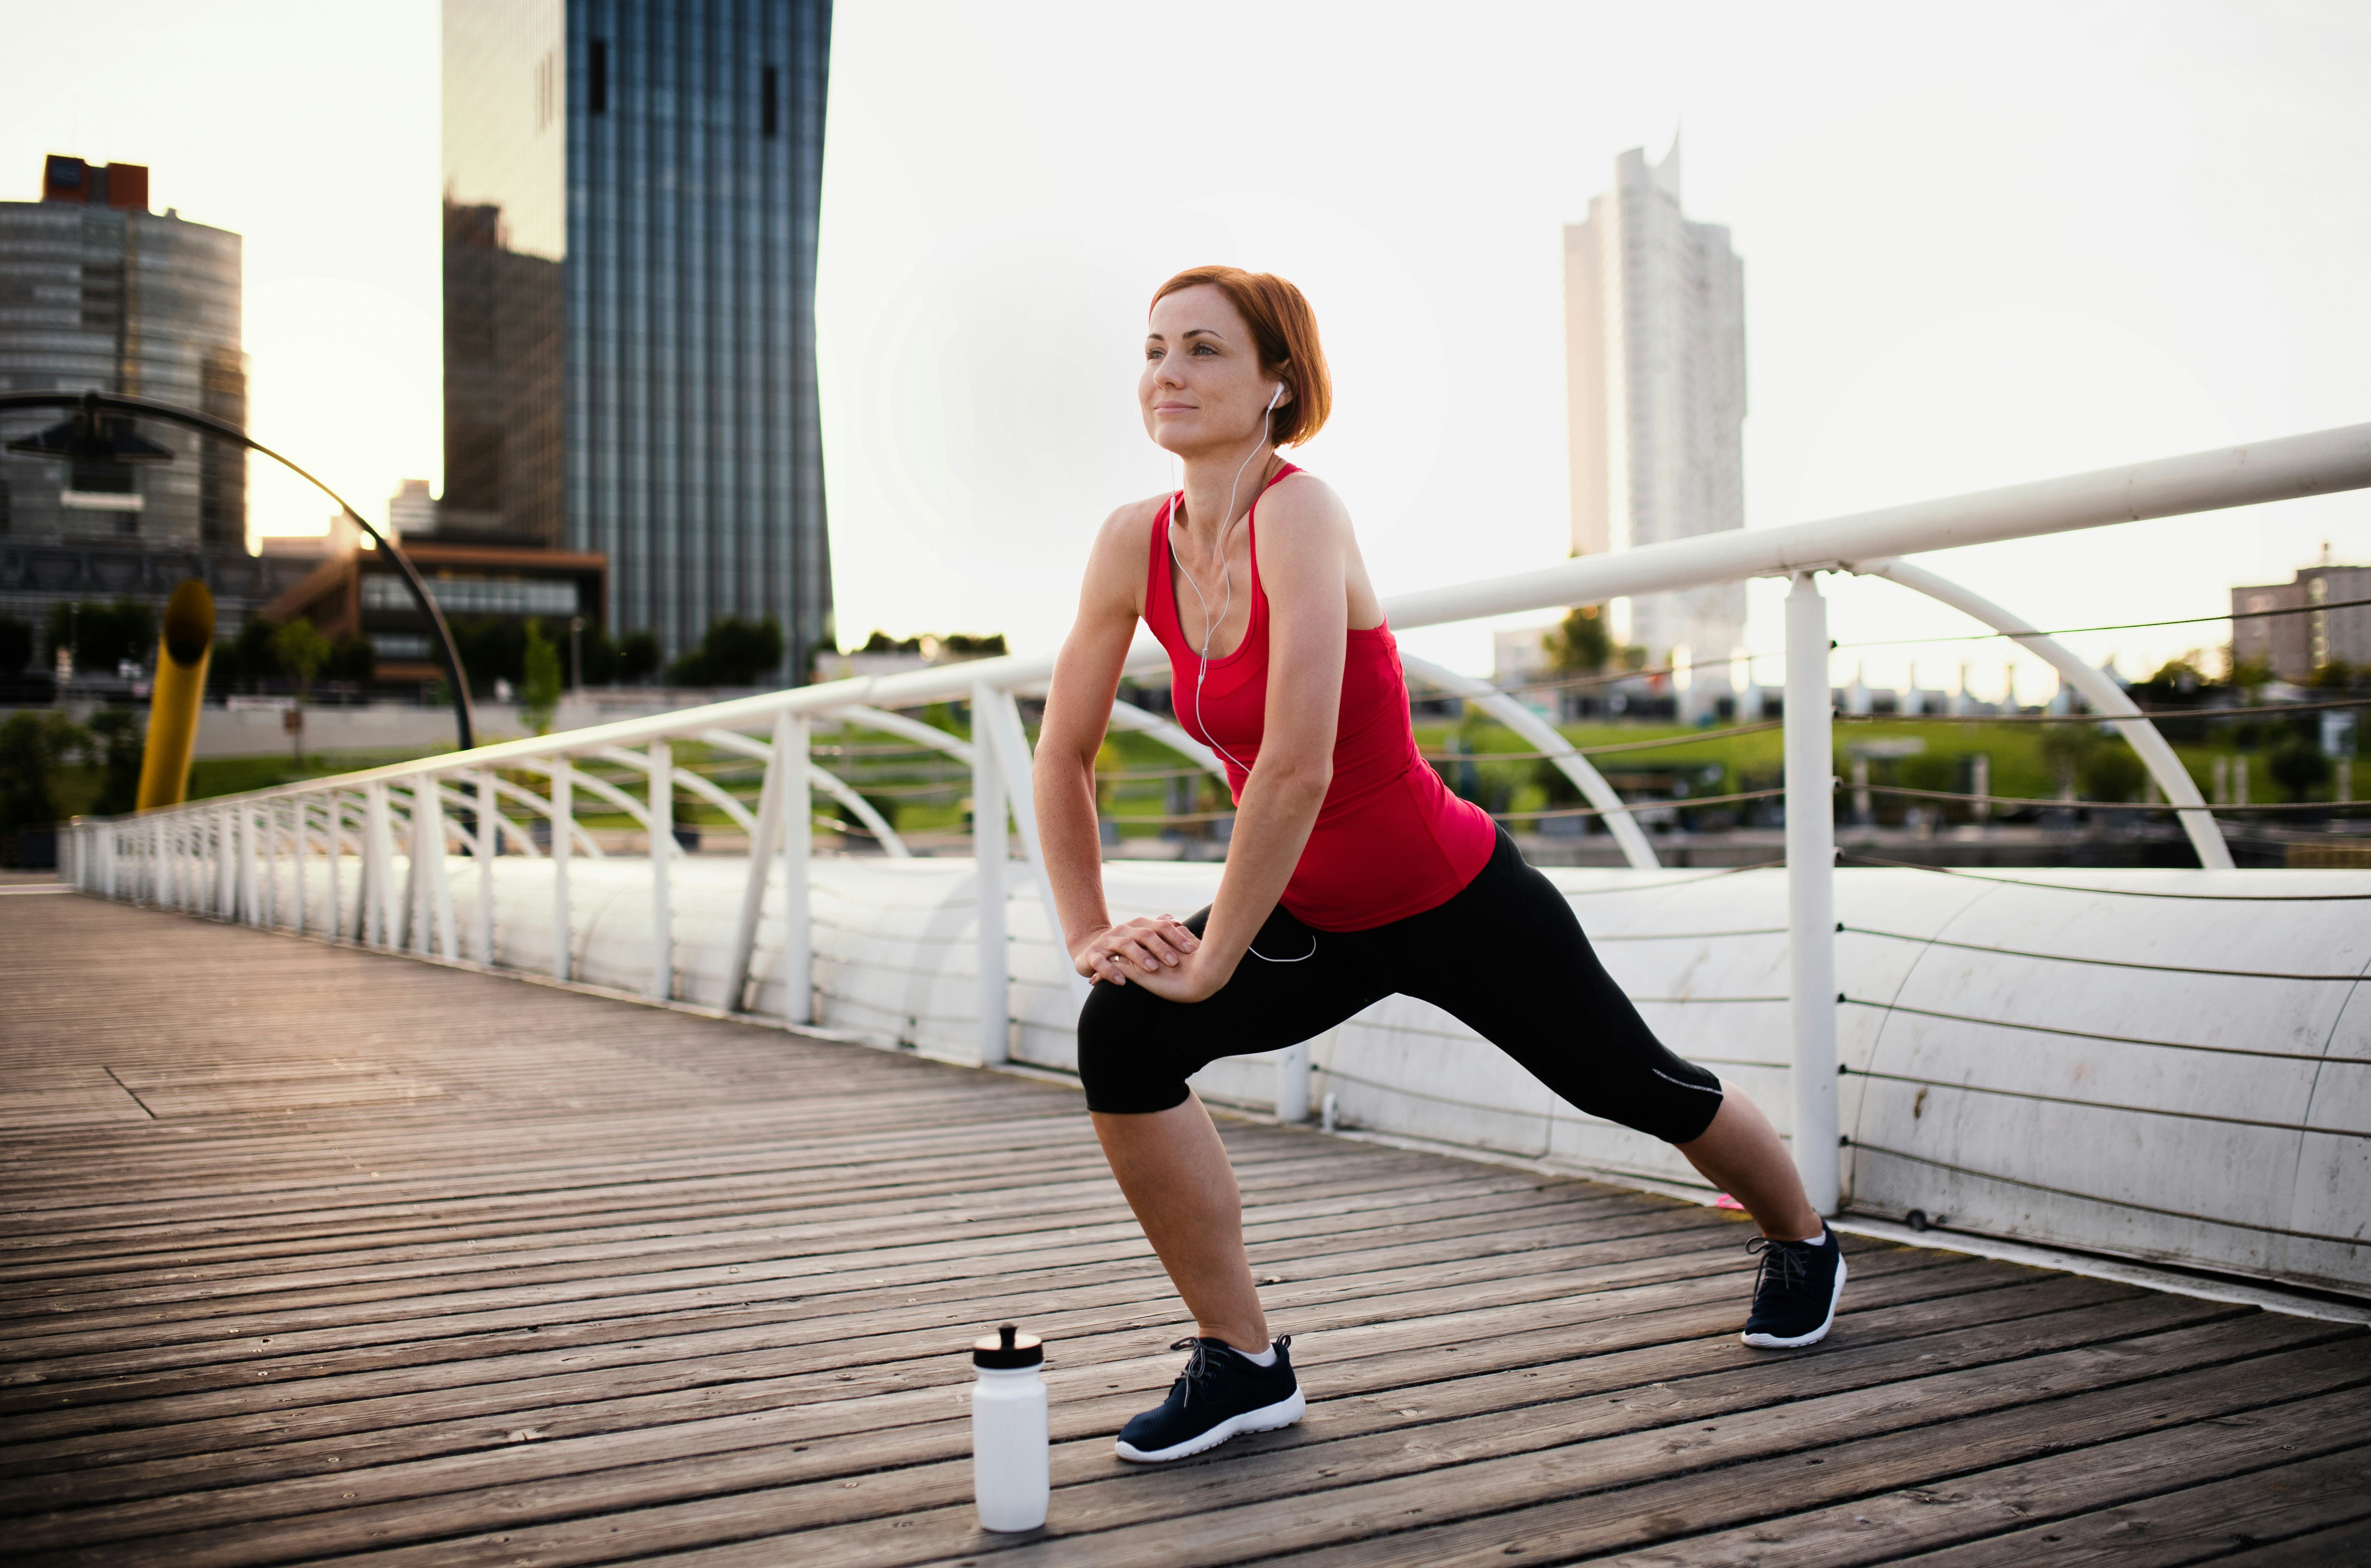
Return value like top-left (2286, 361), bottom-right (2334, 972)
top-left (1544, 604), bottom-right (1614, 673)
top-left (211, 617), bottom-right (280, 693)
top-left (618, 630), bottom-right (661, 684)
top-left (2267, 736), bottom-right (2331, 802)
top-left (2037, 724), bottom-right (2094, 798)
top-left (85, 708), bottom-right (144, 815)
top-left (0, 615), bottom-right (33, 677)
top-left (577, 625), bottom-right (621, 686)
top-left (671, 615), bottom-right (785, 687)
top-left (2080, 744), bottom-right (2147, 804)
top-left (326, 634), bottom-right (377, 684)
top-left (272, 617), bottom-right (331, 702)
top-left (0, 711), bottom-right (84, 832)
top-left (522, 619), bottom-right (562, 733)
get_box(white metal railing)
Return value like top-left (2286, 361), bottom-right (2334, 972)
top-left (64, 422), bottom-right (2371, 1220)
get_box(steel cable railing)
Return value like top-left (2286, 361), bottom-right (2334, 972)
top-left (1836, 853), bottom-right (2371, 898)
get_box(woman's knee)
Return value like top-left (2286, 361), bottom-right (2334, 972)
top-left (1076, 984), bottom-right (1193, 1116)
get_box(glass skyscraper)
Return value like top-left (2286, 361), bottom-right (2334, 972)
top-left (0, 157), bottom-right (246, 547)
top-left (442, 0), bottom-right (833, 679)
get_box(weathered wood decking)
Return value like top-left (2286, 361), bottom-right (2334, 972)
top-left (4, 888), bottom-right (2368, 1566)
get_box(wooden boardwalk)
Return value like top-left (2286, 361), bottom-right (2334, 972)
top-left (3, 889), bottom-right (2368, 1567)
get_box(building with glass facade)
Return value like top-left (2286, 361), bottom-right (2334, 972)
top-left (0, 155), bottom-right (275, 687)
top-left (0, 156), bottom-right (246, 548)
top-left (442, 0), bottom-right (833, 681)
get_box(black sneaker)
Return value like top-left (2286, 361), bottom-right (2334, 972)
top-left (1115, 1335), bottom-right (1305, 1463)
top-left (1741, 1230), bottom-right (1847, 1348)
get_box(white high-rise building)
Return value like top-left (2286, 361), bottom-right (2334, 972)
top-left (1563, 138), bottom-right (1747, 670)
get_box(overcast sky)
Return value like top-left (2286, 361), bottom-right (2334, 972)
top-left (4, 0), bottom-right (2366, 691)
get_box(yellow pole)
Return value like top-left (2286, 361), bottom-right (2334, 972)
top-left (135, 579), bottom-right (215, 810)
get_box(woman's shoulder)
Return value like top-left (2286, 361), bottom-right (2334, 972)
top-left (1089, 491), bottom-right (1172, 562)
top-left (1255, 466), bottom-right (1352, 539)
top-left (1076, 491), bottom-right (1174, 612)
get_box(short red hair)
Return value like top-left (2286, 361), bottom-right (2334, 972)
top-left (1150, 266), bottom-right (1332, 448)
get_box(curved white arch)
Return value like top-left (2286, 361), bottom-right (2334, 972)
top-left (1101, 700), bottom-right (1229, 781)
top-left (1858, 558), bottom-right (2233, 870)
top-left (432, 783), bottom-right (543, 858)
top-left (834, 705), bottom-right (976, 766)
top-left (808, 764), bottom-right (910, 858)
top-left (668, 765), bottom-right (760, 836)
top-left (696, 728), bottom-right (910, 858)
top-left (510, 757), bottom-right (668, 853)
top-left (1398, 652), bottom-right (1661, 870)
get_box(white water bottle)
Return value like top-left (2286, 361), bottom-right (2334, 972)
top-left (970, 1323), bottom-right (1049, 1532)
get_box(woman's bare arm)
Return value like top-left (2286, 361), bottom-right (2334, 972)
top-left (1035, 501), bottom-right (1198, 986)
top-left (1117, 475), bottom-right (1349, 1003)
top-left (1178, 477), bottom-right (1347, 985)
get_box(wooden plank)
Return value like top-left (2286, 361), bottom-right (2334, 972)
top-left (2210, 1516), bottom-right (2371, 1565)
top-left (4, 1225), bottom-right (1911, 1501)
top-left (1259, 1383), bottom-right (2371, 1568)
top-left (1897, 1443), bottom-right (2371, 1567)
top-left (10, 888), bottom-right (2361, 1568)
top-left (0, 1265), bottom-right (2201, 1562)
top-left (0, 1217), bottom-right (1765, 1447)
top-left (112, 1305), bottom-right (2333, 1568)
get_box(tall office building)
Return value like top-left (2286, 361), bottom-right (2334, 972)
top-left (1563, 140), bottom-right (1747, 667)
top-left (0, 156), bottom-right (302, 677)
top-left (0, 155), bottom-right (246, 546)
top-left (443, 0), bottom-right (834, 677)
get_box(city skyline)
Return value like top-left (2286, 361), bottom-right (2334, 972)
top-left (0, 1), bottom-right (2365, 689)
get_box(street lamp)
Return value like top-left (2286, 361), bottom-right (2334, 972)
top-left (2, 390), bottom-right (478, 751)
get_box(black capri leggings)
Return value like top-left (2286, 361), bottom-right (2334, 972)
top-left (1076, 828), bottom-right (1725, 1144)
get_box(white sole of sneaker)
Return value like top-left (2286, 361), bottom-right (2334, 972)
top-left (1113, 1388), bottom-right (1307, 1464)
top-left (1740, 1251), bottom-right (1849, 1349)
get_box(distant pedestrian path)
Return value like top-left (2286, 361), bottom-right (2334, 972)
top-left (3, 894), bottom-right (2368, 1564)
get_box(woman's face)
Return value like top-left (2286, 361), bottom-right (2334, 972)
top-left (1140, 284), bottom-right (1284, 459)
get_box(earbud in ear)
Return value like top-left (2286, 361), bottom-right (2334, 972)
top-left (1268, 383), bottom-right (1284, 410)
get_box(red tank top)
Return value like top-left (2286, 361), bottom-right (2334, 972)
top-left (1144, 465), bottom-right (1496, 931)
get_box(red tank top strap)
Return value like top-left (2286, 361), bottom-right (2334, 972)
top-left (1239, 462), bottom-right (1299, 629)
top-left (1144, 493), bottom-right (1180, 645)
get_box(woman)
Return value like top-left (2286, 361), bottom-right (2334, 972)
top-left (1031, 266), bottom-right (1843, 1466)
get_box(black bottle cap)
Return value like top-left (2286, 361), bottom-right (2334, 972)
top-left (973, 1322), bottom-right (1043, 1368)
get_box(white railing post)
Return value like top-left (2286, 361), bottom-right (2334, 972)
top-left (976, 686), bottom-right (1088, 1004)
top-left (550, 759), bottom-right (573, 981)
top-left (972, 681), bottom-right (1009, 1065)
top-left (237, 805), bottom-right (260, 925)
top-left (212, 806), bottom-right (231, 916)
top-left (1784, 570), bottom-right (1841, 1216)
top-left (647, 740), bottom-right (672, 999)
top-left (779, 716), bottom-right (813, 1024)
top-left (474, 770), bottom-right (498, 964)
top-left (291, 800), bottom-right (309, 936)
top-left (149, 813), bottom-right (165, 906)
top-left (1276, 1040), bottom-right (1312, 1123)
top-left (326, 795), bottom-right (345, 941)
top-left (727, 712), bottom-right (810, 1019)
top-left (363, 781), bottom-right (393, 948)
top-left (412, 780), bottom-right (458, 960)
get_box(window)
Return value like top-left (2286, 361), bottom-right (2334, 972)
top-left (590, 39), bottom-right (609, 115)
top-left (362, 574), bottom-right (580, 616)
top-left (762, 65), bottom-right (779, 137)
top-left (370, 632), bottom-right (432, 660)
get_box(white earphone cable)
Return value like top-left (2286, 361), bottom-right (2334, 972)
top-left (1165, 383), bottom-right (1316, 964)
